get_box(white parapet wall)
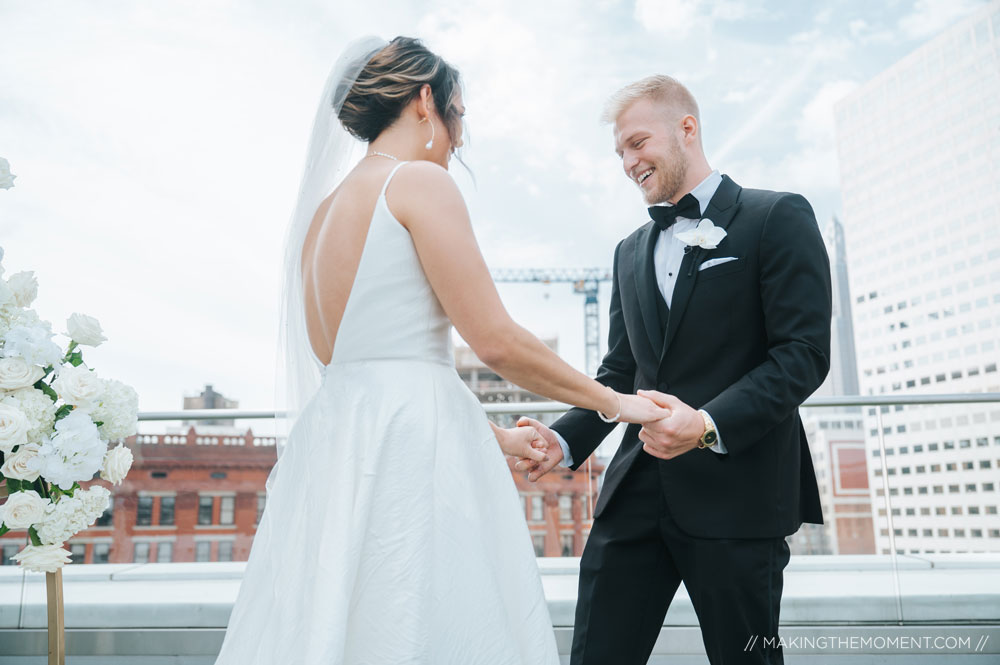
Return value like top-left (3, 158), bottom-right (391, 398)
top-left (1, 554), bottom-right (999, 664)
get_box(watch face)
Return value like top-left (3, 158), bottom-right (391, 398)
top-left (704, 431), bottom-right (718, 445)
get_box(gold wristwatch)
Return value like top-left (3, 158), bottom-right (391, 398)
top-left (697, 409), bottom-right (718, 449)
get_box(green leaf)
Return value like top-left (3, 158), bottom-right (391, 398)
top-left (27, 526), bottom-right (42, 547)
top-left (54, 404), bottom-right (74, 421)
top-left (0, 524), bottom-right (9, 537)
top-left (68, 350), bottom-right (84, 367)
top-left (6, 478), bottom-right (21, 493)
top-left (34, 379), bottom-right (58, 403)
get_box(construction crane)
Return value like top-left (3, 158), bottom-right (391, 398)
top-left (491, 268), bottom-right (612, 376)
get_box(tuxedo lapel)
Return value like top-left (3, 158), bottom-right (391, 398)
top-left (659, 175), bottom-right (743, 366)
top-left (633, 222), bottom-right (663, 357)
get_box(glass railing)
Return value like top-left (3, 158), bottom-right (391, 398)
top-left (4, 392), bottom-right (998, 624)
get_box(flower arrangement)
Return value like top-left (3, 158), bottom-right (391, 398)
top-left (0, 243), bottom-right (138, 572)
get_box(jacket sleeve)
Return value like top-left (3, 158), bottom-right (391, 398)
top-left (551, 240), bottom-right (638, 469)
top-left (700, 193), bottom-right (832, 455)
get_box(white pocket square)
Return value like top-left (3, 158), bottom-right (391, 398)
top-left (698, 256), bottom-right (738, 271)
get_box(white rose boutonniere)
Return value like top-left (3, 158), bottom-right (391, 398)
top-left (675, 218), bottom-right (727, 250)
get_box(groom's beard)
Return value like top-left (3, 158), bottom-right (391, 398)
top-left (644, 137), bottom-right (688, 205)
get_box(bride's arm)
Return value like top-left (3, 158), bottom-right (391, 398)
top-left (387, 161), bottom-right (666, 425)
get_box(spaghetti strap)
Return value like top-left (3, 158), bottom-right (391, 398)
top-left (378, 161), bottom-right (410, 201)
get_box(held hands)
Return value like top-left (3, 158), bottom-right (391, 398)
top-left (494, 422), bottom-right (550, 463)
top-left (636, 390), bottom-right (705, 460)
top-left (511, 417), bottom-right (564, 482)
top-left (615, 392), bottom-right (672, 425)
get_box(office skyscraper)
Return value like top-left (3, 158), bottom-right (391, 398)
top-left (833, 1), bottom-right (1000, 554)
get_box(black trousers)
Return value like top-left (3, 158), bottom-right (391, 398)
top-left (571, 451), bottom-right (790, 665)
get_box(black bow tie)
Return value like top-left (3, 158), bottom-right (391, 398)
top-left (648, 193), bottom-right (701, 232)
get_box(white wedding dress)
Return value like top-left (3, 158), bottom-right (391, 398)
top-left (214, 162), bottom-right (560, 664)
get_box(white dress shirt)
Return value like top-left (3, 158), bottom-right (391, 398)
top-left (554, 171), bottom-right (727, 467)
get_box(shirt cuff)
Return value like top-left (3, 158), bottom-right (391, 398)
top-left (552, 430), bottom-right (575, 467)
top-left (701, 409), bottom-right (727, 454)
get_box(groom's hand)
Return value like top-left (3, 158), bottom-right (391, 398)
top-left (512, 417), bottom-right (564, 482)
top-left (636, 390), bottom-right (704, 460)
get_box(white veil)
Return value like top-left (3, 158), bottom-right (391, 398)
top-left (274, 36), bottom-right (388, 467)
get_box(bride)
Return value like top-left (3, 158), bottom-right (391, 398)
top-left (213, 36), bottom-right (666, 664)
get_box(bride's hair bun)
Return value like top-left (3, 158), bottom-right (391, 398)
top-left (338, 36), bottom-right (463, 144)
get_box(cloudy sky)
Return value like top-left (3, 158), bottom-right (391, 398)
top-left (0, 0), bottom-right (989, 427)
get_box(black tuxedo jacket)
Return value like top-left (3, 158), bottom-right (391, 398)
top-left (552, 175), bottom-right (829, 539)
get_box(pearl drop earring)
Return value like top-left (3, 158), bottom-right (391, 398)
top-left (425, 119), bottom-right (435, 150)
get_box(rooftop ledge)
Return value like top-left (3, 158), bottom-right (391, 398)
top-left (2, 554), bottom-right (999, 664)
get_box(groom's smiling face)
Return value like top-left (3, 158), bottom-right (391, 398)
top-left (613, 97), bottom-right (689, 206)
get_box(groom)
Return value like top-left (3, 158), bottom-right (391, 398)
top-left (517, 75), bottom-right (831, 664)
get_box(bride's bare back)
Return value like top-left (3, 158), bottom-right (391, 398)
top-left (301, 159), bottom-right (400, 366)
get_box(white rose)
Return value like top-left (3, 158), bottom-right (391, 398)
top-left (1, 442), bottom-right (41, 481)
top-left (2, 321), bottom-right (63, 367)
top-left (11, 544), bottom-right (72, 573)
top-left (0, 403), bottom-right (29, 454)
top-left (6, 271), bottom-right (37, 307)
top-left (66, 313), bottom-right (106, 347)
top-left (100, 444), bottom-right (133, 485)
top-left (0, 356), bottom-right (45, 391)
top-left (0, 489), bottom-right (49, 529)
top-left (52, 365), bottom-right (104, 411)
top-left (0, 158), bottom-right (15, 191)
top-left (34, 410), bottom-right (106, 489)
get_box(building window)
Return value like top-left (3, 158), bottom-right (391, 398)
top-left (159, 496), bottom-right (175, 526)
top-left (560, 533), bottom-right (575, 557)
top-left (530, 496), bottom-right (544, 522)
top-left (580, 495), bottom-right (590, 521)
top-left (133, 542), bottom-right (150, 564)
top-left (95, 500), bottom-right (113, 527)
top-left (559, 495), bottom-right (573, 521)
top-left (136, 496), bottom-right (153, 526)
top-left (218, 541), bottom-right (233, 562)
top-left (220, 496), bottom-right (235, 526)
top-left (198, 496), bottom-right (214, 525)
top-left (157, 542), bottom-right (173, 563)
top-left (92, 543), bottom-right (110, 563)
top-left (195, 541), bottom-right (211, 562)
top-left (531, 534), bottom-right (545, 557)
top-left (69, 543), bottom-right (86, 564)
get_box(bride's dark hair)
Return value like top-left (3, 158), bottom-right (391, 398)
top-left (337, 36), bottom-right (464, 145)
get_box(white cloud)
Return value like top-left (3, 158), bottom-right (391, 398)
top-left (898, 0), bottom-right (987, 40)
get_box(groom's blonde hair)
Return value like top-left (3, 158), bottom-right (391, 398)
top-left (600, 75), bottom-right (700, 126)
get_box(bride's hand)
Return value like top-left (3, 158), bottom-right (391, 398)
top-left (615, 393), bottom-right (672, 425)
top-left (495, 425), bottom-right (549, 462)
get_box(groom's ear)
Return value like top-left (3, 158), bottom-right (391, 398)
top-left (680, 114), bottom-right (702, 148)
